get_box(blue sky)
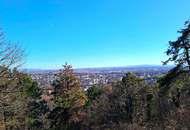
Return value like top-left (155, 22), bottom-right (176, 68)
top-left (0, 0), bottom-right (190, 69)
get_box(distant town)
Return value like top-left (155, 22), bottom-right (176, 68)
top-left (26, 65), bottom-right (172, 90)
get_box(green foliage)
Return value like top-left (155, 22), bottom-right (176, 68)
top-left (26, 100), bottom-right (49, 130)
top-left (82, 73), bottom-right (153, 129)
top-left (49, 63), bottom-right (87, 130)
top-left (86, 85), bottom-right (103, 106)
top-left (0, 68), bottom-right (45, 130)
top-left (163, 20), bottom-right (190, 70)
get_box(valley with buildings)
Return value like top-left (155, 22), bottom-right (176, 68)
top-left (28, 66), bottom-right (171, 90)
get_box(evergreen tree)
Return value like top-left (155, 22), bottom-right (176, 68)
top-left (49, 63), bottom-right (87, 130)
top-left (86, 85), bottom-right (103, 106)
top-left (164, 20), bottom-right (190, 70)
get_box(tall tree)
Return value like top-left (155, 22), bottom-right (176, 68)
top-left (49, 63), bottom-right (87, 130)
top-left (0, 28), bottom-right (24, 113)
top-left (1, 70), bottom-right (43, 130)
top-left (0, 29), bottom-right (24, 130)
top-left (82, 73), bottom-right (151, 130)
top-left (163, 20), bottom-right (190, 70)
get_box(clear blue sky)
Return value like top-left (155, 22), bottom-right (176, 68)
top-left (0, 0), bottom-right (190, 69)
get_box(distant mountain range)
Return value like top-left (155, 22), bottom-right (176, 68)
top-left (74, 65), bottom-right (173, 73)
top-left (23, 65), bottom-right (174, 74)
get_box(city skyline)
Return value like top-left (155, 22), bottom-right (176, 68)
top-left (0, 0), bottom-right (190, 69)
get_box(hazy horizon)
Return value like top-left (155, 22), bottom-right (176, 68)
top-left (23, 64), bottom-right (174, 70)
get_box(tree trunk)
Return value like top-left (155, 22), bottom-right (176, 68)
top-left (184, 47), bottom-right (190, 70)
top-left (0, 112), bottom-right (5, 130)
top-left (2, 111), bottom-right (7, 130)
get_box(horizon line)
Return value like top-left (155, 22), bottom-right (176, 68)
top-left (22, 64), bottom-right (174, 70)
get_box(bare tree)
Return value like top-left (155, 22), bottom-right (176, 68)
top-left (0, 29), bottom-right (24, 130)
top-left (0, 30), bottom-right (24, 66)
